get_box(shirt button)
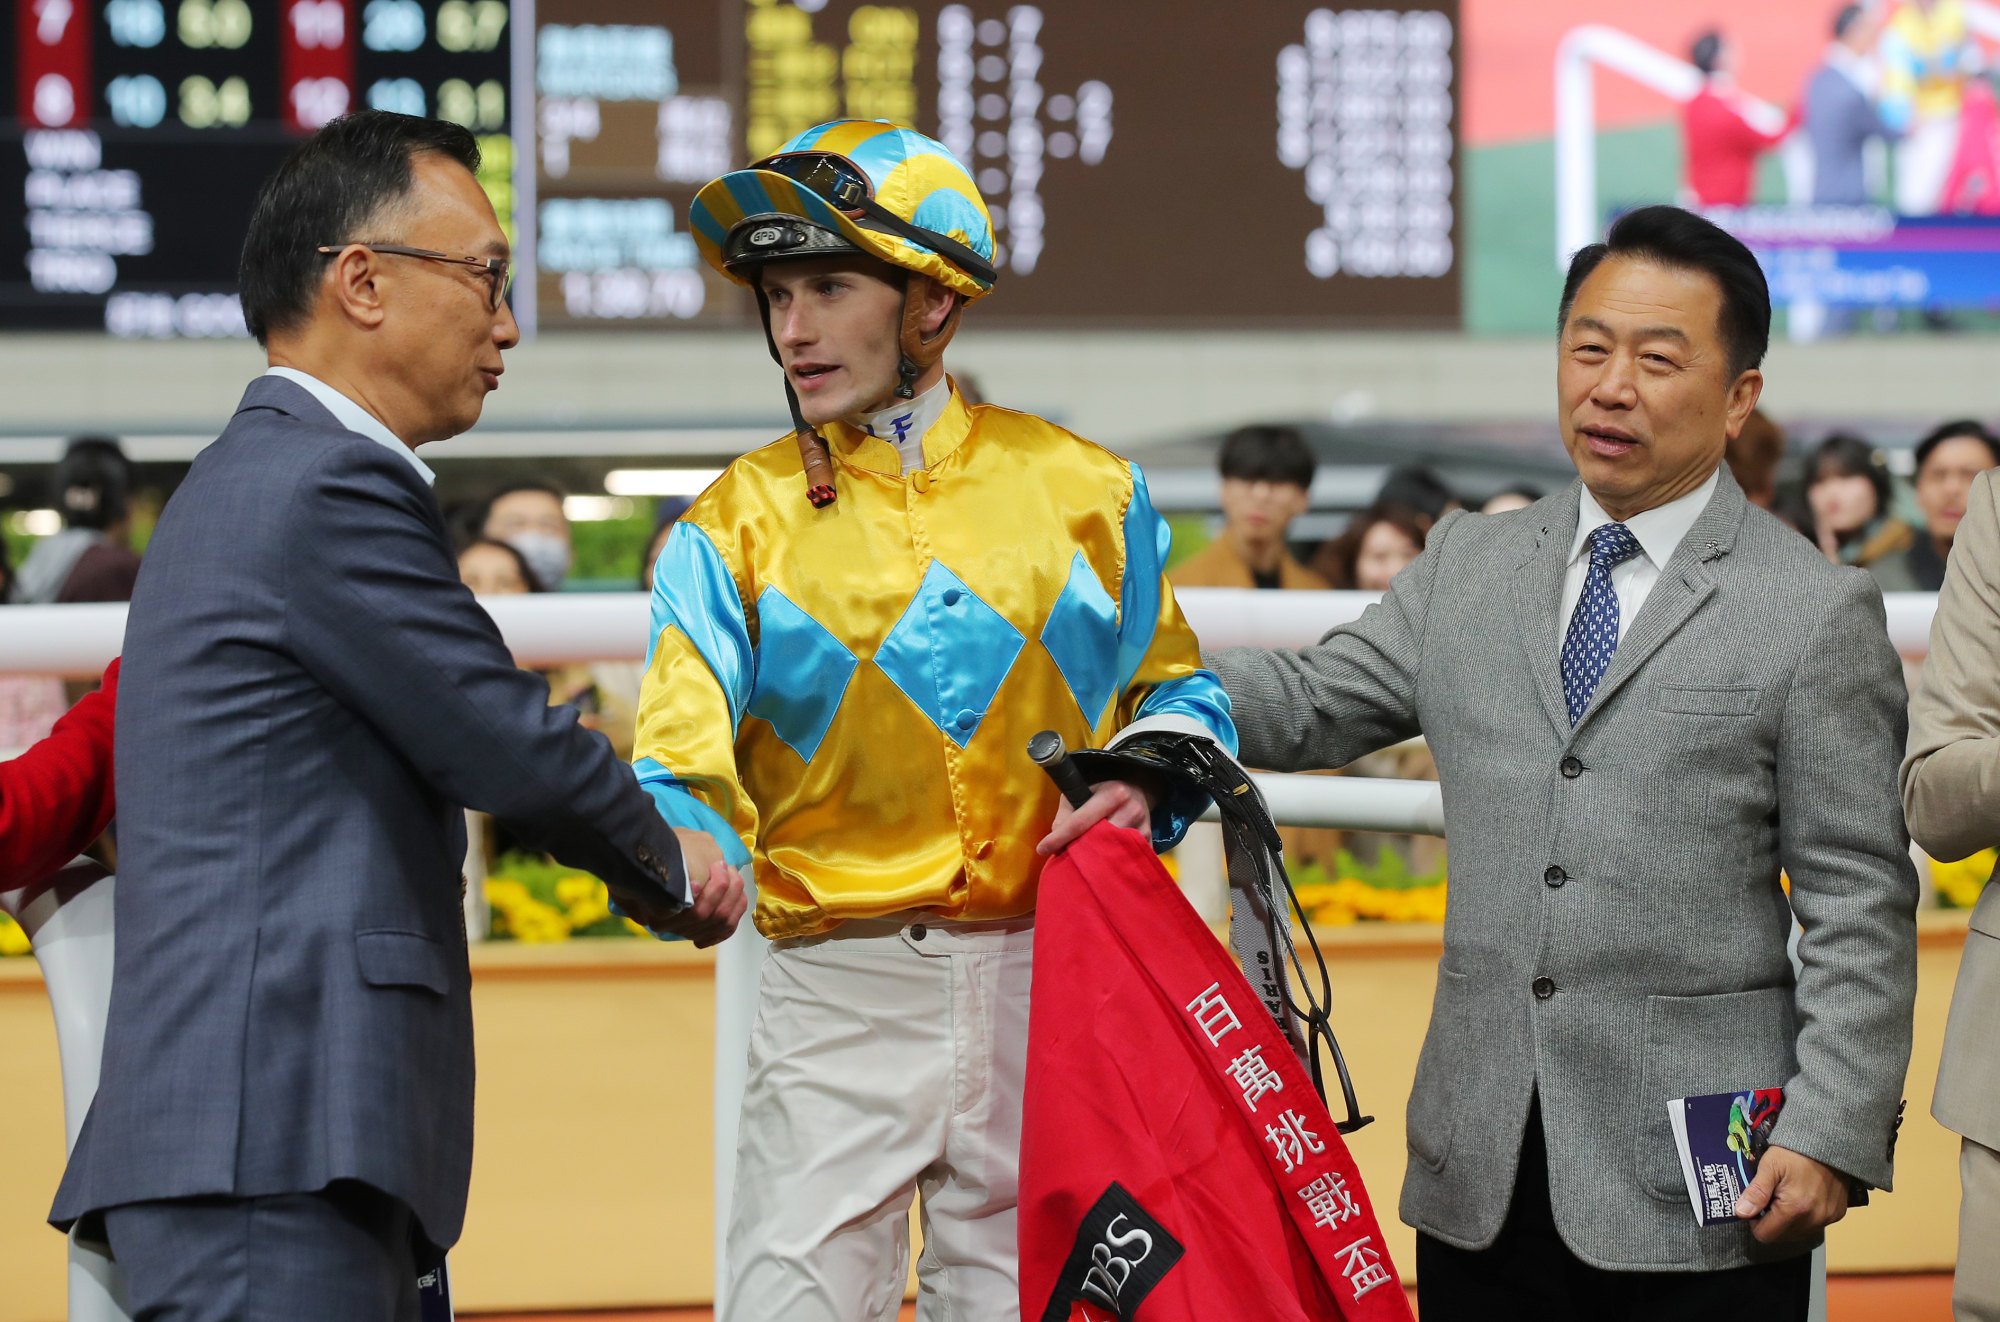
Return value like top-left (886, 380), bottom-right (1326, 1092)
top-left (942, 588), bottom-right (963, 606)
top-left (912, 472), bottom-right (932, 493)
top-left (910, 923), bottom-right (928, 941)
top-left (1544, 865), bottom-right (1568, 888)
top-left (1560, 756), bottom-right (1583, 779)
top-left (956, 709), bottom-right (977, 731)
top-left (1532, 976), bottom-right (1557, 1000)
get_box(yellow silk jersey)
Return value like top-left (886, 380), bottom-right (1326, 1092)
top-left (633, 387), bottom-right (1236, 940)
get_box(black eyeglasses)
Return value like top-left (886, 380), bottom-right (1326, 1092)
top-left (316, 242), bottom-right (514, 311)
top-left (756, 150), bottom-right (998, 288)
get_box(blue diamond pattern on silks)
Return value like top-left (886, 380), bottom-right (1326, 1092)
top-left (744, 586), bottom-right (859, 763)
top-left (874, 561), bottom-right (1025, 748)
top-left (1041, 551), bottom-right (1121, 727)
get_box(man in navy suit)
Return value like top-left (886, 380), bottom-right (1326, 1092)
top-left (50, 111), bottom-right (748, 1321)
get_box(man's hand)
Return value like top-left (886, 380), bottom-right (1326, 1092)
top-left (1734, 1146), bottom-right (1850, 1244)
top-left (615, 828), bottom-right (749, 947)
top-left (1036, 779), bottom-right (1156, 856)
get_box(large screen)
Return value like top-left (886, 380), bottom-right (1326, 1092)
top-left (2, 0), bottom-right (1464, 335)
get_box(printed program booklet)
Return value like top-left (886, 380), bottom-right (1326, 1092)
top-left (1667, 1087), bottom-right (1784, 1226)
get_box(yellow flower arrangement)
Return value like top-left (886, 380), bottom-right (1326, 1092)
top-left (0, 912), bottom-right (30, 957)
top-left (1931, 848), bottom-right (1998, 911)
top-left (1287, 848), bottom-right (1448, 927)
top-left (484, 854), bottom-right (652, 942)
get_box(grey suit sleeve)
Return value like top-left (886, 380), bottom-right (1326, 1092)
top-left (1203, 509), bottom-right (1456, 771)
top-left (1769, 572), bottom-right (1919, 1191)
top-left (283, 442), bottom-right (688, 911)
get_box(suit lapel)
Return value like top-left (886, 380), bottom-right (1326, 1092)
top-left (1512, 482), bottom-right (1583, 738)
top-left (1571, 471), bottom-right (1747, 735)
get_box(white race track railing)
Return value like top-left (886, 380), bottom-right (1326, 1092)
top-left (5, 585), bottom-right (1896, 1314)
top-left (0, 588), bottom-right (1943, 676)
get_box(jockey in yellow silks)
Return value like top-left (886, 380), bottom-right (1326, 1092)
top-left (632, 119), bottom-right (1235, 1319)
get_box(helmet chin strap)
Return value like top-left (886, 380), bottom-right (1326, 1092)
top-left (896, 276), bottom-right (964, 399)
top-left (756, 285), bottom-right (839, 509)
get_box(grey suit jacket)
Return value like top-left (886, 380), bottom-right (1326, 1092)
top-left (1805, 62), bottom-right (1891, 206)
top-left (52, 377), bottom-right (688, 1251)
top-left (1902, 468), bottom-right (2000, 1151)
top-left (1209, 472), bottom-right (1917, 1272)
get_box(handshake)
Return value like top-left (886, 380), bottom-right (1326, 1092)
top-left (611, 826), bottom-right (750, 948)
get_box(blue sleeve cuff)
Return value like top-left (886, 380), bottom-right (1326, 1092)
top-left (619, 770), bottom-right (753, 941)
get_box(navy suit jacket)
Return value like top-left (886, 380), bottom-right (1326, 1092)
top-left (52, 376), bottom-right (686, 1250)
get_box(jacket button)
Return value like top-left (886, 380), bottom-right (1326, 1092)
top-left (910, 923), bottom-right (928, 941)
top-left (637, 845), bottom-right (656, 866)
top-left (943, 588), bottom-right (963, 606)
top-left (912, 472), bottom-right (932, 493)
top-left (972, 839), bottom-right (994, 859)
top-left (956, 709), bottom-right (978, 731)
top-left (1544, 865), bottom-right (1567, 888)
top-left (1560, 756), bottom-right (1583, 778)
top-left (1532, 976), bottom-right (1557, 999)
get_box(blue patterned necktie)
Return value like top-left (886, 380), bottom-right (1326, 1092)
top-left (1560, 522), bottom-right (1643, 726)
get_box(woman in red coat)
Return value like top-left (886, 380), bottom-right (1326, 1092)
top-left (0, 658), bottom-right (118, 891)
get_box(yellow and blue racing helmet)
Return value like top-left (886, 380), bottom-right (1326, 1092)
top-left (692, 121), bottom-right (999, 508)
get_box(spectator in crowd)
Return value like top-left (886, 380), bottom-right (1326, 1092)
top-left (1481, 484), bottom-right (1544, 515)
top-left (1681, 29), bottom-right (1797, 208)
top-left (1375, 461), bottom-right (1460, 530)
top-left (479, 480), bottom-right (571, 591)
top-left (1171, 424), bottom-right (1329, 590)
top-left (457, 535), bottom-right (540, 595)
top-left (0, 659), bottom-right (119, 891)
top-left (0, 536), bottom-right (12, 601)
top-left (1207, 205), bottom-right (1915, 1319)
top-left (1315, 503), bottom-right (1428, 591)
top-left (1903, 462), bottom-right (2000, 1322)
top-left (1804, 433), bottom-right (1915, 571)
top-left (1728, 407), bottom-right (1787, 510)
top-left (1875, 420), bottom-right (2000, 591)
top-left (10, 436), bottom-right (143, 604)
top-left (1805, 5), bottom-right (1895, 206)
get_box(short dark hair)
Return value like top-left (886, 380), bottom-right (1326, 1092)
top-left (1219, 424), bottom-right (1316, 489)
top-left (1690, 29), bottom-right (1724, 74)
top-left (456, 535), bottom-right (545, 592)
top-left (1559, 205), bottom-right (1771, 378)
top-left (239, 111), bottom-right (482, 346)
top-left (1914, 419), bottom-right (2000, 475)
top-left (1809, 432), bottom-right (1892, 515)
top-left (53, 435), bottom-right (133, 531)
top-left (1833, 4), bottom-right (1866, 40)
top-left (477, 480), bottom-right (568, 533)
top-left (1376, 463), bottom-right (1458, 523)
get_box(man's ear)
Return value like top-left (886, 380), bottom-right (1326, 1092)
top-left (327, 245), bottom-right (389, 330)
top-left (917, 276), bottom-right (958, 339)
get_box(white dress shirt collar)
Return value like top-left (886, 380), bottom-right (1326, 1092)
top-left (263, 366), bottom-right (435, 486)
top-left (1569, 467), bottom-right (1720, 572)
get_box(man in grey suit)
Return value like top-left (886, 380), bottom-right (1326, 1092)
top-left (50, 112), bottom-right (748, 1320)
top-left (1804, 4), bottom-right (1894, 206)
top-left (1209, 206), bottom-right (1916, 1319)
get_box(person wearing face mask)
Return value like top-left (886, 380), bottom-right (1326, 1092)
top-left (49, 111), bottom-right (745, 1321)
top-left (1872, 420), bottom-right (2000, 592)
top-left (1802, 433), bottom-right (1914, 572)
top-left (478, 480), bottom-right (572, 591)
top-left (640, 120), bottom-right (1235, 1321)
